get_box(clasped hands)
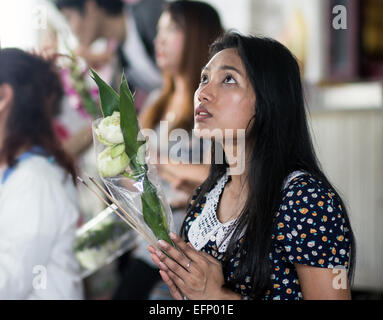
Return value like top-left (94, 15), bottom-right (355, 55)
top-left (147, 232), bottom-right (232, 300)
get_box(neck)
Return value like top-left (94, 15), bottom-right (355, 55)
top-left (100, 13), bottom-right (127, 42)
top-left (223, 138), bottom-right (249, 194)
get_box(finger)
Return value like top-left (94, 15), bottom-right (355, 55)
top-left (183, 241), bottom-right (220, 266)
top-left (147, 245), bottom-right (156, 255)
top-left (198, 249), bottom-right (221, 265)
top-left (159, 270), bottom-right (184, 301)
top-left (166, 268), bottom-right (194, 299)
top-left (150, 253), bottom-right (165, 270)
top-left (156, 242), bottom-right (193, 277)
top-left (169, 233), bottom-right (202, 263)
top-left (157, 239), bottom-right (194, 271)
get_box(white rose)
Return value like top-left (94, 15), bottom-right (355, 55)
top-left (98, 144), bottom-right (130, 177)
top-left (95, 111), bottom-right (124, 145)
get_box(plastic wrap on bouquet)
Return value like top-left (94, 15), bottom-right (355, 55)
top-left (88, 70), bottom-right (175, 248)
top-left (75, 204), bottom-right (136, 278)
top-left (92, 118), bottom-right (176, 247)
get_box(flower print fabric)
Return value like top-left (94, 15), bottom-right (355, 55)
top-left (183, 173), bottom-right (352, 300)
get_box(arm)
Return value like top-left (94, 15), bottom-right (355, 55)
top-left (295, 264), bottom-right (351, 300)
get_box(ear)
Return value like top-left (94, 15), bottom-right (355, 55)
top-left (0, 83), bottom-right (14, 113)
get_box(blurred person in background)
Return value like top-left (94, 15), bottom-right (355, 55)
top-left (0, 48), bottom-right (84, 299)
top-left (111, 0), bottom-right (224, 300)
top-left (55, 0), bottom-right (164, 111)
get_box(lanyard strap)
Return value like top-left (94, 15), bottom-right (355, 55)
top-left (1, 146), bottom-right (53, 185)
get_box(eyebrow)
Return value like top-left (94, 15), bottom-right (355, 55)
top-left (202, 65), bottom-right (243, 76)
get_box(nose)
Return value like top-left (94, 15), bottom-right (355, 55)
top-left (154, 34), bottom-right (161, 49)
top-left (196, 83), bottom-right (214, 103)
top-left (154, 32), bottom-right (163, 50)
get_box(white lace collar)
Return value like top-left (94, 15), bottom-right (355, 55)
top-left (188, 170), bottom-right (238, 253)
top-left (187, 170), bottom-right (307, 253)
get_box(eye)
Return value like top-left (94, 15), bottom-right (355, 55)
top-left (224, 74), bottom-right (236, 84)
top-left (200, 74), bottom-right (208, 84)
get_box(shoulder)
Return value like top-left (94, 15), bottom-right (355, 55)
top-left (14, 156), bottom-right (66, 183)
top-left (4, 156), bottom-right (77, 206)
top-left (0, 156), bottom-right (79, 235)
top-left (274, 173), bottom-right (351, 268)
top-left (279, 173), bottom-right (342, 215)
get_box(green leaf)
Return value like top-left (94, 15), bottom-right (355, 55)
top-left (118, 74), bottom-right (145, 160)
top-left (74, 218), bottom-right (131, 252)
top-left (90, 68), bottom-right (120, 117)
top-left (141, 176), bottom-right (172, 245)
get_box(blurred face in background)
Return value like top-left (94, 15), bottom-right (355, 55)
top-left (60, 1), bottom-right (102, 47)
top-left (154, 11), bottom-right (185, 75)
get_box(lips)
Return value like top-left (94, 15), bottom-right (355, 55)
top-left (195, 105), bottom-right (212, 120)
top-left (155, 51), bottom-right (163, 59)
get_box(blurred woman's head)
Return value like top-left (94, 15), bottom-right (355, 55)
top-left (142, 0), bottom-right (223, 131)
top-left (155, 0), bottom-right (223, 77)
top-left (0, 48), bottom-right (76, 181)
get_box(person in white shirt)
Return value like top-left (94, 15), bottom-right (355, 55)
top-left (0, 48), bottom-right (84, 299)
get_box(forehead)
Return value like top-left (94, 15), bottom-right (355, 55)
top-left (61, 6), bottom-right (83, 16)
top-left (204, 48), bottom-right (244, 72)
top-left (158, 11), bottom-right (174, 27)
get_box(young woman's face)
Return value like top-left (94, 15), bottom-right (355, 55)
top-left (154, 12), bottom-right (185, 74)
top-left (194, 48), bottom-right (256, 138)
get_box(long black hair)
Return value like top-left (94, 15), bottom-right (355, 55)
top-left (183, 32), bottom-right (356, 299)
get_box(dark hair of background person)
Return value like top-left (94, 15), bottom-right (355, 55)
top-left (181, 32), bottom-right (356, 299)
top-left (141, 0), bottom-right (224, 132)
top-left (55, 0), bottom-right (124, 15)
top-left (0, 48), bottom-right (77, 182)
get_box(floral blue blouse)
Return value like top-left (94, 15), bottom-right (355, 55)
top-left (183, 172), bottom-right (352, 300)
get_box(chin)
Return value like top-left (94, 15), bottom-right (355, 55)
top-left (193, 124), bottom-right (220, 139)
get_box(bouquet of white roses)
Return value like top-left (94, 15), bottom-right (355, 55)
top-left (81, 70), bottom-right (175, 248)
